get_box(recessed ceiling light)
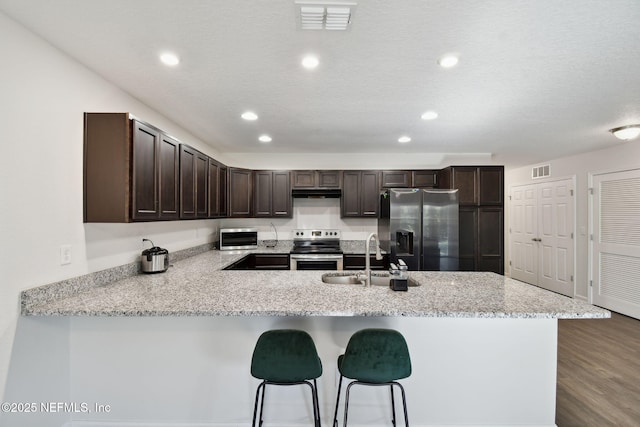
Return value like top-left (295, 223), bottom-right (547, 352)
top-left (302, 55), bottom-right (319, 69)
top-left (160, 52), bottom-right (180, 66)
top-left (398, 136), bottom-right (411, 143)
top-left (421, 111), bottom-right (438, 120)
top-left (438, 54), bottom-right (459, 68)
top-left (241, 111), bottom-right (258, 121)
top-left (259, 135), bottom-right (272, 143)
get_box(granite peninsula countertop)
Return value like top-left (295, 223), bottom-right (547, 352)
top-left (21, 247), bottom-right (610, 319)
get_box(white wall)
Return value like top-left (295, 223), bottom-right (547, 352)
top-left (505, 140), bottom-right (640, 300)
top-left (0, 11), bottom-right (221, 404)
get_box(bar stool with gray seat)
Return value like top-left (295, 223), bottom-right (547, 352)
top-left (332, 328), bottom-right (412, 427)
top-left (250, 329), bottom-right (322, 427)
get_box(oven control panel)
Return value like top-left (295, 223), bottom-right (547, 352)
top-left (292, 229), bottom-right (341, 239)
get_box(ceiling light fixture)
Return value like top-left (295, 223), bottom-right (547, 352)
top-left (160, 52), bottom-right (180, 66)
top-left (421, 111), bottom-right (438, 120)
top-left (259, 135), bottom-right (272, 143)
top-left (609, 124), bottom-right (640, 141)
top-left (438, 54), bottom-right (459, 68)
top-left (398, 136), bottom-right (411, 143)
top-left (302, 55), bottom-right (320, 69)
top-left (241, 111), bottom-right (258, 121)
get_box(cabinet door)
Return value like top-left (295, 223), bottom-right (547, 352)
top-left (381, 171), bottom-right (410, 188)
top-left (477, 207), bottom-right (504, 273)
top-left (158, 134), bottom-right (179, 219)
top-left (219, 165), bottom-right (228, 217)
top-left (179, 145), bottom-right (196, 218)
top-left (361, 171), bottom-right (380, 216)
top-left (229, 168), bottom-right (252, 217)
top-left (253, 171), bottom-right (272, 217)
top-left (478, 166), bottom-right (504, 205)
top-left (208, 159), bottom-right (220, 217)
top-left (132, 121), bottom-right (160, 220)
top-left (458, 207), bottom-right (478, 271)
top-left (292, 170), bottom-right (316, 188)
top-left (452, 167), bottom-right (479, 206)
top-left (341, 171), bottom-right (361, 216)
top-left (195, 151), bottom-right (208, 218)
top-left (272, 171), bottom-right (291, 217)
top-left (412, 170), bottom-right (438, 187)
top-left (318, 171), bottom-right (341, 188)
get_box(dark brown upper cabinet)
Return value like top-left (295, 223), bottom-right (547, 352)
top-left (228, 168), bottom-right (253, 217)
top-left (411, 170), bottom-right (438, 188)
top-left (381, 171), bottom-right (411, 188)
top-left (254, 171), bottom-right (292, 217)
top-left (208, 158), bottom-right (227, 218)
top-left (292, 170), bottom-right (341, 188)
top-left (438, 166), bottom-right (503, 206)
top-left (179, 144), bottom-right (208, 219)
top-left (341, 171), bottom-right (380, 217)
top-left (84, 113), bottom-right (180, 222)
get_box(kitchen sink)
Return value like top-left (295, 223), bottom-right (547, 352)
top-left (321, 272), bottom-right (419, 287)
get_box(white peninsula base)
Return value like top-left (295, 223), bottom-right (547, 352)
top-left (7, 315), bottom-right (558, 427)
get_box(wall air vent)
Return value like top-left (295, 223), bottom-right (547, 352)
top-left (532, 164), bottom-right (551, 179)
top-left (295, 1), bottom-right (356, 31)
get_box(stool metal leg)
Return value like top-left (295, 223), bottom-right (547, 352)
top-left (333, 375), bottom-right (343, 427)
top-left (390, 384), bottom-right (397, 427)
top-left (252, 381), bottom-right (266, 427)
top-left (396, 382), bottom-right (409, 427)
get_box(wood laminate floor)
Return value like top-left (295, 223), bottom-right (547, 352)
top-left (556, 312), bottom-right (640, 427)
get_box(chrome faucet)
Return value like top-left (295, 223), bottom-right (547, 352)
top-left (362, 232), bottom-right (383, 287)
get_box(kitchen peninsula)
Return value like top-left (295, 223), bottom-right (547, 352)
top-left (19, 248), bottom-right (608, 426)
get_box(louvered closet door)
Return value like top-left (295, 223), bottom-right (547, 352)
top-left (510, 184), bottom-right (538, 284)
top-left (592, 169), bottom-right (640, 319)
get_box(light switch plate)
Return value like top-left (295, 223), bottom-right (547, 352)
top-left (60, 245), bottom-right (72, 265)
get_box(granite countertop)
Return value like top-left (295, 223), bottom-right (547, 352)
top-left (21, 248), bottom-right (610, 319)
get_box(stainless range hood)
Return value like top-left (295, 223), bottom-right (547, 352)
top-left (292, 189), bottom-right (342, 198)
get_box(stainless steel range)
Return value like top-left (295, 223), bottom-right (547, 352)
top-left (290, 229), bottom-right (343, 270)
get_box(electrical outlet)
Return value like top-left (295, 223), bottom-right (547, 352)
top-left (60, 245), bottom-right (72, 265)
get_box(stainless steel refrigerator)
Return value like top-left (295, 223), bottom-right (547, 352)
top-left (378, 188), bottom-right (459, 271)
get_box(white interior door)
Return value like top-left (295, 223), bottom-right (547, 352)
top-left (509, 178), bottom-right (574, 297)
top-left (510, 184), bottom-right (538, 284)
top-left (537, 180), bottom-right (574, 297)
top-left (592, 169), bottom-right (640, 319)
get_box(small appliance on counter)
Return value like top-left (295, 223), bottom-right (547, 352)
top-left (219, 228), bottom-right (258, 250)
top-left (141, 238), bottom-right (169, 273)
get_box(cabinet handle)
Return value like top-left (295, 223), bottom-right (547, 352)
top-left (531, 238), bottom-right (542, 242)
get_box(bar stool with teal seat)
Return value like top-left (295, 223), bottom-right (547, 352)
top-left (251, 329), bottom-right (322, 427)
top-left (332, 328), bottom-right (412, 427)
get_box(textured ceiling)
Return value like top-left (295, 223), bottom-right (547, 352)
top-left (1, 0), bottom-right (639, 166)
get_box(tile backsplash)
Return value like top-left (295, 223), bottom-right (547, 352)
top-left (219, 198), bottom-right (377, 241)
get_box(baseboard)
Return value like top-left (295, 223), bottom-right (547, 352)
top-left (69, 422), bottom-right (557, 427)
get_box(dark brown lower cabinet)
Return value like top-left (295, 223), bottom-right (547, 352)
top-left (223, 254), bottom-right (290, 270)
top-left (343, 254), bottom-right (390, 270)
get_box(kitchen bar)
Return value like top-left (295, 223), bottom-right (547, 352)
top-left (16, 247), bottom-right (609, 426)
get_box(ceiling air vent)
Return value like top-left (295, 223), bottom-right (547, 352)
top-left (532, 164), bottom-right (551, 179)
top-left (295, 1), bottom-right (356, 31)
